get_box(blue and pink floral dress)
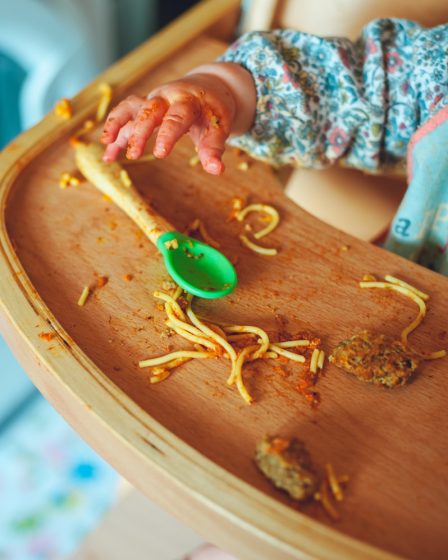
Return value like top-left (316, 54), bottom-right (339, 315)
top-left (219, 19), bottom-right (448, 274)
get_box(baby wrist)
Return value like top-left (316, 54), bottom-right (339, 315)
top-left (187, 62), bottom-right (256, 136)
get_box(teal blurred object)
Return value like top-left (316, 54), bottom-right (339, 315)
top-left (0, 52), bottom-right (26, 149)
top-left (0, 0), bottom-right (119, 149)
top-left (385, 107), bottom-right (448, 274)
top-left (0, 335), bottom-right (37, 430)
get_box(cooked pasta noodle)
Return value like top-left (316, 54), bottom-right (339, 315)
top-left (154, 291), bottom-right (186, 321)
top-left (360, 280), bottom-right (426, 345)
top-left (360, 275), bottom-right (446, 359)
top-left (77, 286), bottom-right (90, 306)
top-left (235, 203), bottom-right (280, 240)
top-left (317, 350), bottom-right (325, 370)
top-left (186, 296), bottom-right (237, 362)
top-left (232, 345), bottom-right (259, 404)
top-left (139, 350), bottom-right (210, 368)
top-left (224, 325), bottom-right (269, 362)
top-left (234, 201), bottom-right (280, 255)
top-left (326, 463), bottom-right (344, 502)
top-left (149, 370), bottom-right (172, 384)
top-left (309, 348), bottom-right (320, 374)
top-left (384, 275), bottom-right (429, 301)
top-left (274, 340), bottom-right (310, 348)
top-left (165, 320), bottom-right (218, 351)
top-left (269, 345), bottom-right (306, 363)
top-left (239, 234), bottom-right (277, 256)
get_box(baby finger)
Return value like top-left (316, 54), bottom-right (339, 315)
top-left (154, 98), bottom-right (202, 158)
top-left (102, 121), bottom-right (134, 162)
top-left (101, 95), bottom-right (146, 144)
top-left (126, 97), bottom-right (168, 159)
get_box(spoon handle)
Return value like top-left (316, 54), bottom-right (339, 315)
top-left (75, 141), bottom-right (172, 245)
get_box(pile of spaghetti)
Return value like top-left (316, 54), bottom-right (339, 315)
top-left (139, 285), bottom-right (325, 405)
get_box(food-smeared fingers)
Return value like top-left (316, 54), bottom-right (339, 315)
top-left (126, 97), bottom-right (169, 159)
top-left (101, 95), bottom-right (147, 143)
top-left (153, 98), bottom-right (202, 158)
top-left (102, 122), bottom-right (134, 162)
top-left (197, 125), bottom-right (228, 175)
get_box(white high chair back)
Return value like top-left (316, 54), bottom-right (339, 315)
top-left (242, 0), bottom-right (448, 36)
top-left (0, 0), bottom-right (114, 131)
top-left (240, 0), bottom-right (448, 242)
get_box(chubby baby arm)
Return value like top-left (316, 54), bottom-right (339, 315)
top-left (101, 62), bottom-right (256, 175)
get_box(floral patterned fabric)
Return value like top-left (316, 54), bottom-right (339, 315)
top-left (219, 19), bottom-right (448, 273)
top-left (219, 19), bottom-right (447, 171)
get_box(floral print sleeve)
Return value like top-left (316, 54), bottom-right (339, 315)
top-left (219, 19), bottom-right (448, 274)
top-left (218, 19), bottom-right (448, 172)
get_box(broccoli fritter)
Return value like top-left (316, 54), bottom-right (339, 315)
top-left (255, 436), bottom-right (318, 501)
top-left (329, 330), bottom-right (419, 387)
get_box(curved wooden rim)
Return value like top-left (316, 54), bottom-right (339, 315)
top-left (0, 3), bottom-right (400, 558)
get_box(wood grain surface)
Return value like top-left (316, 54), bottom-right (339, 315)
top-left (1, 6), bottom-right (448, 559)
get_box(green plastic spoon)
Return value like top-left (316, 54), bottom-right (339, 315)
top-left (75, 142), bottom-right (237, 298)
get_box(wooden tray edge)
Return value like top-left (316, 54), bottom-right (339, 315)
top-left (0, 2), bottom-right (403, 558)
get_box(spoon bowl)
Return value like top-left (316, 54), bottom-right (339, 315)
top-left (157, 232), bottom-right (237, 298)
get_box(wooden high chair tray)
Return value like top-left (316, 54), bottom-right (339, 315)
top-left (0, 3), bottom-right (447, 559)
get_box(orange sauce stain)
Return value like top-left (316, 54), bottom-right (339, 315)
top-left (38, 332), bottom-right (55, 342)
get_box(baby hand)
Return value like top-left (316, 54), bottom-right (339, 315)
top-left (101, 73), bottom-right (237, 175)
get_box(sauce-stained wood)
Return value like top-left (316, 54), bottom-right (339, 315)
top-left (0, 3), bottom-right (447, 559)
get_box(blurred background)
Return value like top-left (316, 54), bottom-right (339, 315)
top-left (0, 0), bottom-right (199, 149)
top-left (0, 1), bottom-right (199, 558)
